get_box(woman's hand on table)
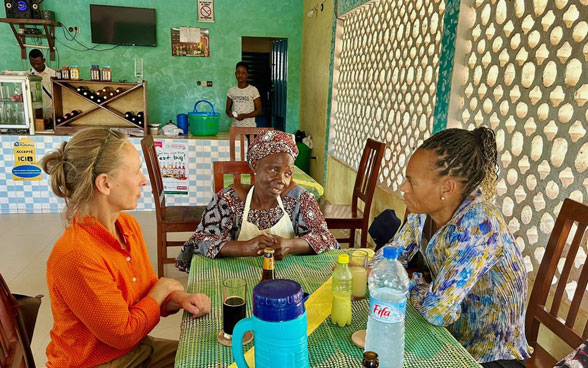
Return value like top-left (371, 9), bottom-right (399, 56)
top-left (269, 236), bottom-right (313, 260)
top-left (245, 233), bottom-right (276, 256)
top-left (148, 278), bottom-right (185, 304)
top-left (175, 292), bottom-right (212, 318)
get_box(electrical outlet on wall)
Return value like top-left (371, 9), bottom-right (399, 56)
top-left (67, 26), bottom-right (80, 34)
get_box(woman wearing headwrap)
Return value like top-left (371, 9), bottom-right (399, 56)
top-left (176, 130), bottom-right (338, 270)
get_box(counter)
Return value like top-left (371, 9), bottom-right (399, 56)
top-left (0, 133), bottom-right (234, 214)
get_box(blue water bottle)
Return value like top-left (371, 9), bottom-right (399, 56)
top-left (176, 113), bottom-right (188, 135)
top-left (232, 279), bottom-right (310, 368)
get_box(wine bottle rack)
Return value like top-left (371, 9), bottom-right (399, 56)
top-left (51, 79), bottom-right (148, 136)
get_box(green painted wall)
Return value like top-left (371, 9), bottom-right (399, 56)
top-left (0, 0), bottom-right (303, 133)
top-left (299, 0), bottom-right (334, 184)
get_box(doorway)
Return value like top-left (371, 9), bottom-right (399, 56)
top-left (241, 37), bottom-right (287, 131)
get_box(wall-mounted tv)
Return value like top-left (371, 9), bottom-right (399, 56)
top-left (90, 4), bottom-right (156, 47)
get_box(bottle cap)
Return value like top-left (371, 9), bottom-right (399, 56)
top-left (337, 254), bottom-right (349, 264)
top-left (383, 246), bottom-right (399, 260)
top-left (363, 351), bottom-right (378, 360)
top-left (103, 65), bottom-right (110, 68)
top-left (264, 247), bottom-right (275, 254)
top-left (252, 279), bottom-right (306, 322)
top-left (92, 64), bottom-right (99, 67)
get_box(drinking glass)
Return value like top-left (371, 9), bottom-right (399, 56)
top-left (134, 57), bottom-right (144, 83)
top-left (349, 250), bottom-right (369, 300)
top-left (222, 278), bottom-right (247, 339)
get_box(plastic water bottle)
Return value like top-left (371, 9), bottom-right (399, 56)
top-left (364, 247), bottom-right (409, 368)
top-left (331, 253), bottom-right (352, 327)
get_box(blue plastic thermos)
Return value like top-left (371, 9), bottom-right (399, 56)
top-left (176, 113), bottom-right (188, 134)
top-left (232, 279), bottom-right (310, 368)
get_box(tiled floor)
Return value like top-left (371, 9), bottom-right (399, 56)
top-left (0, 211), bottom-right (191, 367)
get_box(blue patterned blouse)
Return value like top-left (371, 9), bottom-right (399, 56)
top-left (373, 190), bottom-right (532, 363)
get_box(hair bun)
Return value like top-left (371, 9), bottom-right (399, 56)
top-left (41, 141), bottom-right (71, 198)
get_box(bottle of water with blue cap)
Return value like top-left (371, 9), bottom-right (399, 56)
top-left (364, 246), bottom-right (409, 368)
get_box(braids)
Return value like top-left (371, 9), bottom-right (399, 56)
top-left (420, 127), bottom-right (498, 201)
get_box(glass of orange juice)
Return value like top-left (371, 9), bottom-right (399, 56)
top-left (349, 250), bottom-right (368, 300)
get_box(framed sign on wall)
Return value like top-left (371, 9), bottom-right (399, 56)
top-left (171, 27), bottom-right (210, 57)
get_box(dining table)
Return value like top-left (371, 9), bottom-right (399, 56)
top-left (175, 250), bottom-right (481, 367)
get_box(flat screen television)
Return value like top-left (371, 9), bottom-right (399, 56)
top-left (90, 4), bottom-right (156, 47)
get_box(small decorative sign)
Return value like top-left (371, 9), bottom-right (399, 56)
top-left (12, 138), bottom-right (42, 181)
top-left (155, 140), bottom-right (189, 195)
top-left (197, 0), bottom-right (215, 23)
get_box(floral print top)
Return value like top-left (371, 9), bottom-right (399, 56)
top-left (373, 190), bottom-right (532, 363)
top-left (176, 185), bottom-right (338, 271)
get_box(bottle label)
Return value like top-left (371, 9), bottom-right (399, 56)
top-left (369, 297), bottom-right (406, 324)
top-left (263, 255), bottom-right (274, 270)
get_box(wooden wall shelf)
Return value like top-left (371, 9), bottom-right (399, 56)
top-left (52, 80), bottom-right (149, 136)
top-left (0, 18), bottom-right (61, 61)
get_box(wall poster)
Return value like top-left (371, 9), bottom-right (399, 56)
top-left (155, 140), bottom-right (188, 195)
top-left (171, 27), bottom-right (210, 57)
top-left (12, 138), bottom-right (41, 181)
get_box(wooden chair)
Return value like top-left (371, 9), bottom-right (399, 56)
top-left (0, 274), bottom-right (34, 368)
top-left (213, 161), bottom-right (255, 192)
top-left (320, 138), bottom-right (386, 248)
top-left (141, 135), bottom-right (206, 277)
top-left (525, 198), bottom-right (588, 368)
top-left (229, 127), bottom-right (274, 161)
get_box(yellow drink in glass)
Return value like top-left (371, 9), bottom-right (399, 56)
top-left (350, 266), bottom-right (368, 299)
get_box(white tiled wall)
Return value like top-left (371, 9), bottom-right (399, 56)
top-left (0, 135), bottom-right (234, 214)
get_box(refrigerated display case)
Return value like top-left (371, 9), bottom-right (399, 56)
top-left (0, 73), bottom-right (43, 134)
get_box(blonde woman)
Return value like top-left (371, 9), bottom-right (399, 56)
top-left (41, 127), bottom-right (211, 368)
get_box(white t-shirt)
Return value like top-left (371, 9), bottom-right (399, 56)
top-left (227, 84), bottom-right (260, 127)
top-left (29, 66), bottom-right (56, 119)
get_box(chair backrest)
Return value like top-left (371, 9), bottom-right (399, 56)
top-left (352, 138), bottom-right (386, 216)
top-left (213, 161), bottom-right (255, 193)
top-left (0, 274), bottom-right (33, 368)
top-left (229, 127), bottom-right (274, 161)
top-left (526, 198), bottom-right (588, 351)
top-left (141, 135), bottom-right (165, 219)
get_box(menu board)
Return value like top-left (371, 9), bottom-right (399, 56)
top-left (171, 27), bottom-right (210, 57)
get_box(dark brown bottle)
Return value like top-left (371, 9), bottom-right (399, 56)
top-left (361, 351), bottom-right (379, 368)
top-left (260, 248), bottom-right (275, 282)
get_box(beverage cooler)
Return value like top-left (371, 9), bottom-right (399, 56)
top-left (0, 73), bottom-right (43, 134)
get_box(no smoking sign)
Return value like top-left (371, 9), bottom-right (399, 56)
top-left (197, 0), bottom-right (215, 23)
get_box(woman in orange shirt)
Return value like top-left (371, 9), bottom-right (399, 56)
top-left (41, 127), bottom-right (211, 368)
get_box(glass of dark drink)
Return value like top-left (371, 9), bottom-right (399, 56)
top-left (222, 278), bottom-right (247, 340)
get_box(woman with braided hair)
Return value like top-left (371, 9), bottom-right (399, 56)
top-left (374, 127), bottom-right (532, 366)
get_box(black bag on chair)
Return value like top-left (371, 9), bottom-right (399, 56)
top-left (369, 209), bottom-right (402, 252)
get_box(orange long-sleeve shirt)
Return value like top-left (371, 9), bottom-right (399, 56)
top-left (46, 212), bottom-right (171, 367)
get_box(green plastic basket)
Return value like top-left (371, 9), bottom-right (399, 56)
top-left (188, 100), bottom-right (220, 136)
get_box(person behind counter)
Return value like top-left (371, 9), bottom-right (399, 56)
top-left (41, 127), bottom-right (211, 367)
top-left (28, 48), bottom-right (55, 121)
top-left (373, 127), bottom-right (532, 366)
top-left (176, 129), bottom-right (338, 271)
top-left (225, 61), bottom-right (262, 127)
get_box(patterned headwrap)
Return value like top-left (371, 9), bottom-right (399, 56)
top-left (247, 129), bottom-right (299, 168)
